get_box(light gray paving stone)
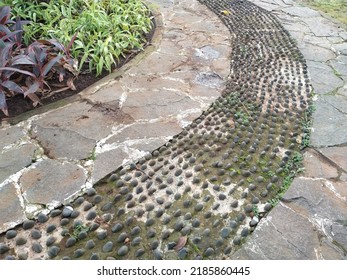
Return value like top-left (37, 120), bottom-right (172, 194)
top-left (20, 159), bottom-right (87, 205)
top-left (122, 89), bottom-right (201, 120)
top-left (307, 61), bottom-right (343, 94)
top-left (0, 126), bottom-right (25, 150)
top-left (0, 144), bottom-right (37, 183)
top-left (32, 102), bottom-right (118, 141)
top-left (319, 146), bottom-right (347, 172)
top-left (282, 6), bottom-right (320, 18)
top-left (0, 182), bottom-right (25, 233)
top-left (92, 148), bottom-right (128, 183)
top-left (105, 121), bottom-right (182, 145)
top-left (31, 125), bottom-right (96, 160)
top-left (311, 97), bottom-right (347, 147)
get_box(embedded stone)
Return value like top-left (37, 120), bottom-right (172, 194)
top-left (48, 246), bottom-right (60, 258)
top-left (31, 229), bottom-right (42, 240)
top-left (135, 248), bottom-right (145, 258)
top-left (16, 237), bottom-right (27, 246)
top-left (46, 236), bottom-right (56, 247)
top-left (65, 237), bottom-right (77, 248)
top-left (50, 209), bottom-right (62, 218)
top-left (23, 220), bottom-right (35, 230)
top-left (32, 242), bottom-right (42, 253)
top-left (204, 247), bottom-right (214, 257)
top-left (62, 207), bottom-right (73, 218)
top-left (103, 241), bottom-right (114, 253)
top-left (74, 249), bottom-right (85, 258)
top-left (85, 240), bottom-right (95, 249)
top-left (6, 230), bottom-right (17, 239)
top-left (0, 243), bottom-right (10, 254)
top-left (37, 213), bottom-right (49, 223)
top-left (86, 210), bottom-right (97, 220)
top-left (117, 245), bottom-right (129, 256)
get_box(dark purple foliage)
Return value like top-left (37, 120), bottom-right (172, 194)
top-left (0, 6), bottom-right (78, 116)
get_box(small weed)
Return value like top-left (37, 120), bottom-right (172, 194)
top-left (252, 205), bottom-right (259, 218)
top-left (235, 111), bottom-right (249, 125)
top-left (268, 151), bottom-right (305, 207)
top-left (69, 224), bottom-right (89, 240)
top-left (300, 101), bottom-right (316, 149)
top-left (87, 148), bottom-right (96, 161)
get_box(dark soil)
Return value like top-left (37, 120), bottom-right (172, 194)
top-left (0, 18), bottom-right (156, 121)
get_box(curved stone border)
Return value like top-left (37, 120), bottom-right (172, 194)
top-left (0, 0), bottom-right (231, 233)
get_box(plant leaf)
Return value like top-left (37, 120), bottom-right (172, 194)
top-left (11, 55), bottom-right (35, 66)
top-left (0, 6), bottom-right (11, 25)
top-left (0, 90), bottom-right (8, 116)
top-left (0, 66), bottom-right (36, 77)
top-left (174, 236), bottom-right (187, 251)
top-left (0, 25), bottom-right (12, 36)
top-left (24, 81), bottom-right (40, 96)
top-left (1, 80), bottom-right (24, 94)
top-left (42, 55), bottom-right (61, 77)
top-left (0, 42), bottom-right (14, 65)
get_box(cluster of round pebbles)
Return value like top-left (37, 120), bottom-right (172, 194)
top-left (0, 0), bottom-right (312, 260)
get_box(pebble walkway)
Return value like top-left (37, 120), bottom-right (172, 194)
top-left (0, 0), bottom-right (312, 259)
top-left (1, 0), bottom-right (346, 260)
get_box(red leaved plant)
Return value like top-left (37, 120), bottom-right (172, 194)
top-left (0, 6), bottom-right (78, 117)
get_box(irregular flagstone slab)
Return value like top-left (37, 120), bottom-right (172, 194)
top-left (0, 182), bottom-right (26, 233)
top-left (302, 149), bottom-right (339, 179)
top-left (282, 6), bottom-right (320, 18)
top-left (232, 203), bottom-right (322, 259)
top-left (0, 126), bottom-right (25, 151)
top-left (311, 97), bottom-right (347, 147)
top-left (301, 17), bottom-right (341, 37)
top-left (92, 148), bottom-right (128, 183)
top-left (129, 138), bottom-right (171, 153)
top-left (233, 177), bottom-right (347, 259)
top-left (300, 44), bottom-right (336, 62)
top-left (31, 102), bottom-right (122, 141)
top-left (0, 144), bottom-right (38, 184)
top-left (319, 146), bottom-right (347, 171)
top-left (329, 56), bottom-right (347, 79)
top-left (306, 61), bottom-right (343, 94)
top-left (283, 178), bottom-right (347, 222)
top-left (31, 125), bottom-right (96, 160)
top-left (20, 159), bottom-right (87, 206)
top-left (105, 121), bottom-right (182, 145)
top-left (122, 90), bottom-right (201, 120)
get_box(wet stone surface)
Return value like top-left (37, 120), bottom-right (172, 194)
top-left (0, 0), bottom-right (314, 259)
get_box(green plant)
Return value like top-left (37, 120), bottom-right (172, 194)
top-left (2, 0), bottom-right (153, 75)
top-left (268, 151), bottom-right (305, 206)
top-left (235, 111), bottom-right (249, 125)
top-left (69, 224), bottom-right (89, 240)
top-left (252, 205), bottom-right (259, 218)
top-left (300, 101), bottom-right (316, 149)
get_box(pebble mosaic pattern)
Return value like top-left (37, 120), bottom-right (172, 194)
top-left (0, 0), bottom-right (312, 260)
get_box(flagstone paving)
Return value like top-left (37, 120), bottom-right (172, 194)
top-left (0, 0), bottom-right (346, 260)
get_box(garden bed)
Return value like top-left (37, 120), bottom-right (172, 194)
top-left (0, 0), bottom-right (155, 121)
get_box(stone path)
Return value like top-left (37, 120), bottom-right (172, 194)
top-left (0, 0), bottom-right (346, 260)
top-left (0, 0), bottom-right (231, 232)
top-left (233, 0), bottom-right (347, 259)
